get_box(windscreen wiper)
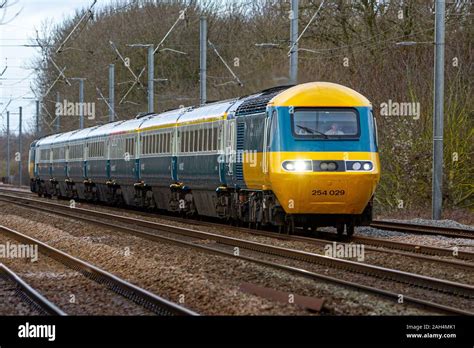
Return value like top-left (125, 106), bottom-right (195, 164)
top-left (296, 125), bottom-right (328, 139)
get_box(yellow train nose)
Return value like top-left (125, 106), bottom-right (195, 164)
top-left (268, 152), bottom-right (380, 215)
top-left (271, 172), bottom-right (378, 214)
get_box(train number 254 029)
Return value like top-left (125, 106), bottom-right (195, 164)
top-left (312, 189), bottom-right (346, 196)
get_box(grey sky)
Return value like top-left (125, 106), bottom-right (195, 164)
top-left (0, 0), bottom-right (117, 135)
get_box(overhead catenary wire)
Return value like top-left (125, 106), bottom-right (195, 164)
top-left (208, 40), bottom-right (243, 87)
top-left (287, 0), bottom-right (326, 56)
top-left (55, 0), bottom-right (97, 54)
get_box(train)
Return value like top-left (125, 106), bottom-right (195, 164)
top-left (29, 82), bottom-right (380, 236)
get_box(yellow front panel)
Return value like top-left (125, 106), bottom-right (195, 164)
top-left (242, 152), bottom-right (268, 189)
top-left (243, 151), bottom-right (380, 215)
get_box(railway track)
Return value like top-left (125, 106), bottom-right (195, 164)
top-left (147, 213), bottom-right (474, 266)
top-left (370, 220), bottom-right (474, 240)
top-left (0, 190), bottom-right (472, 267)
top-left (0, 193), bottom-right (472, 315)
top-left (0, 224), bottom-right (197, 316)
top-left (2, 186), bottom-right (473, 240)
top-left (0, 263), bottom-right (66, 316)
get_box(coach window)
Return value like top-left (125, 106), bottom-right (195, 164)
top-left (182, 131), bottom-right (186, 153)
top-left (126, 138), bottom-right (135, 156)
top-left (162, 133), bottom-right (166, 153)
top-left (189, 130), bottom-right (192, 152)
top-left (202, 127), bottom-right (207, 152)
top-left (187, 130), bottom-right (192, 153)
top-left (201, 128), bottom-right (205, 152)
top-left (209, 128), bottom-right (213, 152)
top-left (184, 131), bottom-right (188, 153)
top-left (197, 129), bottom-right (201, 152)
top-left (163, 133), bottom-right (167, 153)
top-left (188, 130), bottom-right (192, 152)
top-left (193, 129), bottom-right (198, 152)
top-left (157, 134), bottom-right (161, 153)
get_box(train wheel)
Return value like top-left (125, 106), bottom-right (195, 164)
top-left (346, 223), bottom-right (355, 237)
top-left (285, 217), bottom-right (295, 234)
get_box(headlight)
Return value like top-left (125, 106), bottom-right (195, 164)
top-left (282, 160), bottom-right (312, 172)
top-left (347, 161), bottom-right (373, 171)
top-left (285, 162), bottom-right (295, 171)
top-left (327, 162), bottom-right (337, 171)
top-left (320, 162), bottom-right (328, 171)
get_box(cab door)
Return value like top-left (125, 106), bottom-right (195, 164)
top-left (263, 109), bottom-right (275, 176)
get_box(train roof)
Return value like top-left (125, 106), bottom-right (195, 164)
top-left (35, 132), bottom-right (70, 147)
top-left (108, 117), bottom-right (145, 135)
top-left (33, 82), bottom-right (371, 147)
top-left (269, 82), bottom-right (371, 107)
top-left (87, 121), bottom-right (124, 138)
top-left (66, 127), bottom-right (99, 143)
top-left (176, 99), bottom-right (237, 126)
top-left (139, 108), bottom-right (188, 131)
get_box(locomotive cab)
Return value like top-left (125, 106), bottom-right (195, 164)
top-left (262, 82), bottom-right (380, 235)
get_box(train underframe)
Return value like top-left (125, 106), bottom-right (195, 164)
top-left (31, 178), bottom-right (373, 236)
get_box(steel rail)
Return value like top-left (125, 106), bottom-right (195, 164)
top-left (0, 263), bottom-right (67, 316)
top-left (371, 220), bottom-right (474, 239)
top-left (0, 224), bottom-right (198, 316)
top-left (0, 194), bottom-right (472, 313)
